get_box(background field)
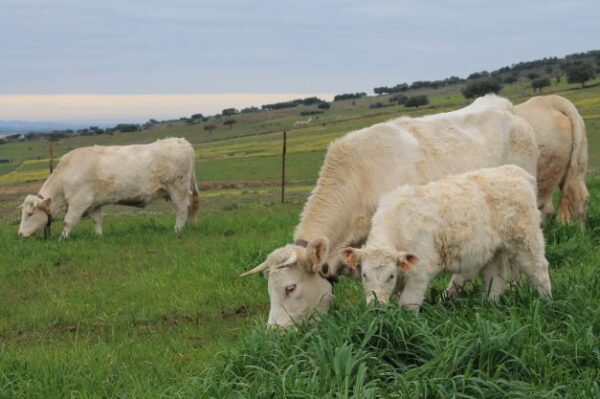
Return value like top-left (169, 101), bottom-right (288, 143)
top-left (1, 77), bottom-right (600, 397)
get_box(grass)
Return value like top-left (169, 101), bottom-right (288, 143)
top-left (1, 76), bottom-right (600, 397)
top-left (1, 179), bottom-right (599, 397)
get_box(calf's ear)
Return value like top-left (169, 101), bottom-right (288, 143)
top-left (397, 252), bottom-right (418, 271)
top-left (340, 247), bottom-right (362, 270)
top-left (306, 237), bottom-right (329, 272)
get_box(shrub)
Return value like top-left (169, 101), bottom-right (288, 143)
top-left (404, 95), bottom-right (429, 108)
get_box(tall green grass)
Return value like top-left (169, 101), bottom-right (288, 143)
top-left (195, 179), bottom-right (600, 399)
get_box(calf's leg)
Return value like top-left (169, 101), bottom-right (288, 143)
top-left (480, 251), bottom-right (512, 301)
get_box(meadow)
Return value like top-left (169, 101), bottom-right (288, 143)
top-left (1, 79), bottom-right (600, 397)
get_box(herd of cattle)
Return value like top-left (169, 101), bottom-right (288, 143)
top-left (17, 94), bottom-right (588, 329)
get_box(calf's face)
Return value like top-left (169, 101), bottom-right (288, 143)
top-left (241, 238), bottom-right (332, 328)
top-left (18, 195), bottom-right (50, 238)
top-left (341, 247), bottom-right (417, 304)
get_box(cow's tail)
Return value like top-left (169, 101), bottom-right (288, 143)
top-left (188, 153), bottom-right (201, 226)
top-left (553, 96), bottom-right (589, 226)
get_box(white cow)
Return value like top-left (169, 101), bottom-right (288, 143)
top-left (515, 95), bottom-right (589, 225)
top-left (18, 138), bottom-right (200, 239)
top-left (242, 95), bottom-right (539, 328)
top-left (341, 165), bottom-right (552, 310)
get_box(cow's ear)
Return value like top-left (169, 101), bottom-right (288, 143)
top-left (340, 247), bottom-right (362, 270)
top-left (39, 198), bottom-right (51, 212)
top-left (306, 237), bottom-right (329, 272)
top-left (397, 252), bottom-right (418, 271)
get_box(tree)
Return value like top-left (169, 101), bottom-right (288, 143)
top-left (223, 119), bottom-right (236, 129)
top-left (241, 106), bottom-right (260, 113)
top-left (317, 102), bottom-right (330, 109)
top-left (503, 74), bottom-right (518, 84)
top-left (527, 72), bottom-right (540, 80)
top-left (222, 108), bottom-right (239, 116)
top-left (566, 63), bottom-right (596, 88)
top-left (531, 77), bottom-right (551, 92)
top-left (204, 124), bottom-right (217, 133)
top-left (404, 95), bottom-right (429, 108)
top-left (461, 79), bottom-right (503, 99)
top-left (334, 92), bottom-right (366, 101)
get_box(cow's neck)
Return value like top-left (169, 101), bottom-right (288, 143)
top-left (294, 185), bottom-right (372, 273)
top-left (38, 175), bottom-right (66, 216)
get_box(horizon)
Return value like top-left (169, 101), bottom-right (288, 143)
top-left (0, 93), bottom-right (335, 126)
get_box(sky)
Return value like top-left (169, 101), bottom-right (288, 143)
top-left (0, 0), bottom-right (598, 123)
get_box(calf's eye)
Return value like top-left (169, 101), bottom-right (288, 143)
top-left (388, 274), bottom-right (394, 281)
top-left (285, 283), bottom-right (296, 296)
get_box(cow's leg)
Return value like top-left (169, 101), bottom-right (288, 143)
top-left (61, 203), bottom-right (89, 240)
top-left (168, 186), bottom-right (190, 232)
top-left (89, 207), bottom-right (103, 235)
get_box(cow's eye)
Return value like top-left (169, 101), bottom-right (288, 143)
top-left (285, 284), bottom-right (296, 296)
top-left (362, 273), bottom-right (367, 280)
top-left (388, 274), bottom-right (394, 281)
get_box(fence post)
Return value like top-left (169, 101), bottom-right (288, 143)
top-left (281, 131), bottom-right (287, 204)
top-left (48, 144), bottom-right (54, 173)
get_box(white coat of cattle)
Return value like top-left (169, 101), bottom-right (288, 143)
top-left (18, 138), bottom-right (200, 239)
top-left (242, 95), bottom-right (539, 328)
top-left (341, 165), bottom-right (552, 309)
top-left (515, 95), bottom-right (589, 225)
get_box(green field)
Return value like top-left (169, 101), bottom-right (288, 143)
top-left (1, 78), bottom-right (600, 397)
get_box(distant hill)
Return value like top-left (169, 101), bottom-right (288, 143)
top-left (0, 120), bottom-right (103, 134)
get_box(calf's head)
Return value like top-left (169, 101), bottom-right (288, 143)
top-left (341, 246), bottom-right (417, 304)
top-left (241, 238), bottom-right (333, 328)
top-left (18, 195), bottom-right (51, 238)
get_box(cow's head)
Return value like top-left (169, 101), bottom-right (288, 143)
top-left (341, 246), bottom-right (417, 304)
top-left (241, 238), bottom-right (333, 328)
top-left (18, 195), bottom-right (51, 238)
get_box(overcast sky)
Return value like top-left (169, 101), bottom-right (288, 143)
top-left (0, 0), bottom-right (598, 122)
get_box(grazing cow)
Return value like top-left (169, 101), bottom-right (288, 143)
top-left (340, 165), bottom-right (552, 310)
top-left (515, 95), bottom-right (589, 225)
top-left (18, 138), bottom-right (200, 239)
top-left (242, 95), bottom-right (539, 328)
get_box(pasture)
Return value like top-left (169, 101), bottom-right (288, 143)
top-left (1, 80), bottom-right (600, 397)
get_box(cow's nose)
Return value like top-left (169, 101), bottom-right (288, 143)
top-left (18, 232), bottom-right (23, 237)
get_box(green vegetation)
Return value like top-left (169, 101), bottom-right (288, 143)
top-left (1, 51), bottom-right (600, 397)
top-left (1, 177), bottom-right (599, 397)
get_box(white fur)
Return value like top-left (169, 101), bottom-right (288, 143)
top-left (350, 165), bottom-right (552, 310)
top-left (244, 95), bottom-right (539, 328)
top-left (515, 95), bottom-right (589, 225)
top-left (18, 138), bottom-right (200, 239)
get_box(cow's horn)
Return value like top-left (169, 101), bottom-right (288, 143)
top-left (240, 261), bottom-right (269, 277)
top-left (275, 251), bottom-right (298, 269)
